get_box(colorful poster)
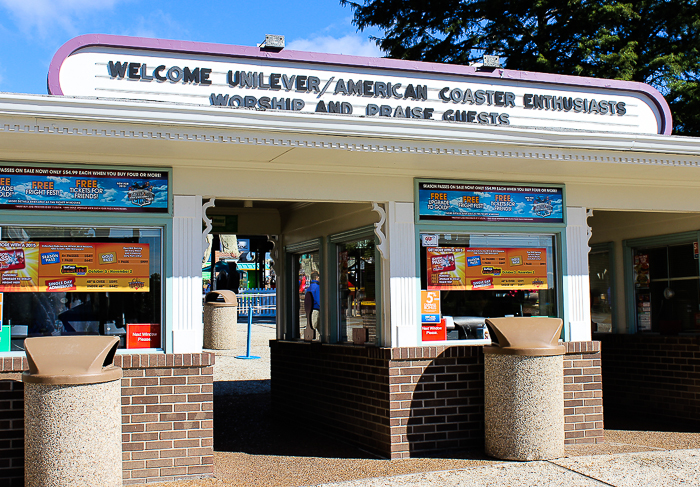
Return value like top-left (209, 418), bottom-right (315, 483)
top-left (0, 166), bottom-right (168, 213)
top-left (0, 241), bottom-right (150, 292)
top-left (127, 323), bottom-right (161, 349)
top-left (427, 247), bottom-right (549, 290)
top-left (634, 254), bottom-right (650, 289)
top-left (418, 182), bottom-right (563, 223)
top-left (0, 293), bottom-right (7, 352)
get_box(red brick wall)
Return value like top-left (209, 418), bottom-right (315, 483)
top-left (389, 346), bottom-right (484, 459)
top-left (0, 378), bottom-right (23, 487)
top-left (598, 334), bottom-right (700, 424)
top-left (270, 341), bottom-right (393, 456)
top-left (0, 352), bottom-right (214, 486)
top-left (564, 342), bottom-right (604, 444)
top-left (117, 353), bottom-right (214, 485)
top-left (270, 341), bottom-right (602, 459)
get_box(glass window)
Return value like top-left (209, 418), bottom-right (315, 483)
top-left (337, 237), bottom-right (377, 344)
top-left (589, 247), bottom-right (614, 333)
top-left (0, 225), bottom-right (162, 351)
top-left (295, 251), bottom-right (321, 340)
top-left (633, 242), bottom-right (700, 334)
top-left (419, 232), bottom-right (558, 341)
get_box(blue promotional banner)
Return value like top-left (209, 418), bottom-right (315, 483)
top-left (418, 182), bottom-right (563, 223)
top-left (0, 166), bottom-right (168, 213)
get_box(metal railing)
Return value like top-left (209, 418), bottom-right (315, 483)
top-left (236, 288), bottom-right (276, 317)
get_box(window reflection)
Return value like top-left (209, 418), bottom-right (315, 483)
top-left (296, 252), bottom-right (320, 340)
top-left (337, 238), bottom-right (376, 344)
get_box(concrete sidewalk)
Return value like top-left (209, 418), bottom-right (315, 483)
top-left (132, 322), bottom-right (700, 486)
top-left (317, 448), bottom-right (700, 486)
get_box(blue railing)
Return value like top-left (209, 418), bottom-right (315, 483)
top-left (236, 288), bottom-right (277, 317)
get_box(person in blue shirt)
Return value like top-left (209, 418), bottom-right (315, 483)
top-left (305, 271), bottom-right (321, 338)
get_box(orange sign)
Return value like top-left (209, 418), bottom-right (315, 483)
top-left (427, 247), bottom-right (548, 291)
top-left (0, 241), bottom-right (150, 292)
top-left (421, 290), bottom-right (441, 315)
top-left (126, 323), bottom-right (161, 349)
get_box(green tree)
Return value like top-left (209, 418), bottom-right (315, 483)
top-left (341, 0), bottom-right (700, 135)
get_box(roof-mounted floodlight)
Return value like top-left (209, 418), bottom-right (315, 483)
top-left (259, 35), bottom-right (285, 51)
top-left (481, 55), bottom-right (501, 69)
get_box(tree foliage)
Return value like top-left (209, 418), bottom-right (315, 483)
top-left (340, 0), bottom-right (700, 135)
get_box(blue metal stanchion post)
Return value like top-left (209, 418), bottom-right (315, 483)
top-left (236, 300), bottom-right (260, 360)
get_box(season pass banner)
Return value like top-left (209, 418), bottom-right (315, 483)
top-left (0, 241), bottom-right (150, 292)
top-left (427, 247), bottom-right (548, 290)
top-left (418, 182), bottom-right (563, 223)
top-left (0, 166), bottom-right (168, 213)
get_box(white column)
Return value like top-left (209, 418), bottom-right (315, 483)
top-left (386, 202), bottom-right (419, 348)
top-left (565, 207), bottom-right (592, 342)
top-left (171, 195), bottom-right (204, 353)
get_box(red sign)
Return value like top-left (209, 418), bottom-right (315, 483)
top-left (422, 319), bottom-right (447, 341)
top-left (126, 323), bottom-right (161, 349)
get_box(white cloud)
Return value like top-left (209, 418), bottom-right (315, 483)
top-left (0, 0), bottom-right (122, 37)
top-left (286, 34), bottom-right (383, 58)
top-left (118, 10), bottom-right (184, 39)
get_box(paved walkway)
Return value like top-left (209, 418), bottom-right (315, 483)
top-left (133, 321), bottom-right (700, 487)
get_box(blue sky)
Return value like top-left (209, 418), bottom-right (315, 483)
top-left (0, 0), bottom-right (383, 95)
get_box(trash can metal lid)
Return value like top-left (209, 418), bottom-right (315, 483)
top-left (22, 336), bottom-right (122, 385)
top-left (205, 290), bottom-right (237, 306)
top-left (483, 317), bottom-right (566, 356)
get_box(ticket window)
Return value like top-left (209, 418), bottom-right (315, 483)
top-left (419, 233), bottom-right (558, 341)
top-left (0, 225), bottom-right (163, 351)
top-left (337, 237), bottom-right (377, 344)
top-left (632, 242), bottom-right (700, 334)
top-left (294, 251), bottom-right (321, 340)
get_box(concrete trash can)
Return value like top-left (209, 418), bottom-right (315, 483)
top-left (483, 317), bottom-right (565, 461)
top-left (203, 290), bottom-right (238, 350)
top-left (23, 335), bottom-right (122, 487)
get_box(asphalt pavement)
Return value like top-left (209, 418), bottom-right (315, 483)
top-left (132, 319), bottom-right (700, 487)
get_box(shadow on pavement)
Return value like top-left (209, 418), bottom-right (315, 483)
top-left (605, 411), bottom-right (700, 433)
top-left (214, 381), bottom-right (377, 459)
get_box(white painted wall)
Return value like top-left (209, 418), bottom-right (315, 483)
top-left (171, 195), bottom-right (204, 353)
top-left (565, 207), bottom-right (592, 341)
top-left (387, 202), bottom-right (419, 348)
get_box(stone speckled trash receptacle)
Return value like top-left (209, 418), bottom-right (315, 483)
top-left (484, 317), bottom-right (565, 461)
top-left (23, 335), bottom-right (122, 487)
top-left (203, 290), bottom-right (238, 350)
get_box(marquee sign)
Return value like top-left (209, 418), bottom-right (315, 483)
top-left (49, 35), bottom-right (672, 135)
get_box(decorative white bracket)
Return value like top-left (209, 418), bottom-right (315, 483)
top-left (371, 202), bottom-right (388, 259)
top-left (586, 208), bottom-right (594, 253)
top-left (201, 197), bottom-right (215, 253)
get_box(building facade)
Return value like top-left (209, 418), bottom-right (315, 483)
top-left (0, 34), bottom-right (697, 483)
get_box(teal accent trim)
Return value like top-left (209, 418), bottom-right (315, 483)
top-left (624, 231), bottom-right (698, 249)
top-left (0, 213), bottom-right (172, 352)
top-left (414, 178), bottom-right (567, 227)
top-left (0, 162), bottom-right (173, 216)
top-left (558, 229), bottom-right (568, 341)
top-left (623, 242), bottom-right (636, 334)
top-left (329, 225), bottom-right (375, 243)
top-left (285, 238), bottom-right (321, 254)
top-left (623, 230), bottom-right (700, 334)
top-left (590, 242), bottom-right (616, 333)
